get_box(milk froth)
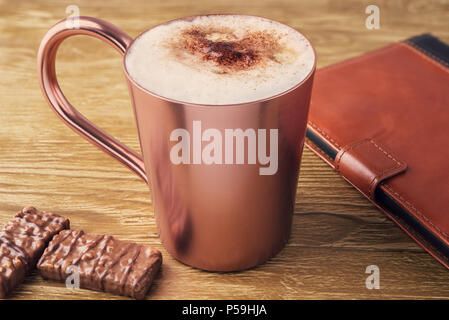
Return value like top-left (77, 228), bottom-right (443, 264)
top-left (125, 15), bottom-right (315, 105)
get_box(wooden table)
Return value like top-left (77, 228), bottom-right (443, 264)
top-left (1, 0), bottom-right (448, 300)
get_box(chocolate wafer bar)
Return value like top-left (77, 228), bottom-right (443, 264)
top-left (0, 206), bottom-right (70, 298)
top-left (37, 230), bottom-right (162, 299)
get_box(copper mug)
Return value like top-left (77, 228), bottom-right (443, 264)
top-left (37, 15), bottom-right (316, 271)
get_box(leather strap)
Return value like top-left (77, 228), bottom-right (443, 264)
top-left (335, 139), bottom-right (407, 199)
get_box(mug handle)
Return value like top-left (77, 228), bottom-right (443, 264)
top-left (37, 16), bottom-right (148, 184)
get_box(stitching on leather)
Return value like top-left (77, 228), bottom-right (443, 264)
top-left (368, 165), bottom-right (395, 197)
top-left (368, 140), bottom-right (402, 166)
top-left (383, 184), bottom-right (449, 241)
top-left (305, 138), bottom-right (334, 164)
top-left (308, 121), bottom-right (342, 149)
top-left (365, 140), bottom-right (404, 198)
top-left (337, 139), bottom-right (404, 198)
top-left (367, 162), bottom-right (402, 198)
top-left (378, 190), bottom-right (449, 265)
top-left (334, 139), bottom-right (368, 172)
top-left (400, 42), bottom-right (449, 74)
top-left (404, 41), bottom-right (449, 70)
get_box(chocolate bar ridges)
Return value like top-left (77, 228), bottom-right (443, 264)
top-left (37, 230), bottom-right (162, 299)
top-left (0, 206), bottom-right (70, 298)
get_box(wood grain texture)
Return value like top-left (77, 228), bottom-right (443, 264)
top-left (1, 0), bottom-right (449, 299)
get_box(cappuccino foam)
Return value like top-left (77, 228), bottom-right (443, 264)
top-left (125, 15), bottom-right (315, 105)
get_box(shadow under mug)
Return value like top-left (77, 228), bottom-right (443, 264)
top-left (37, 15), bottom-right (316, 271)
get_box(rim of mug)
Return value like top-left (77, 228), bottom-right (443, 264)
top-left (122, 13), bottom-right (317, 107)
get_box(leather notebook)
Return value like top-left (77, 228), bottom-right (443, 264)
top-left (305, 34), bottom-right (449, 268)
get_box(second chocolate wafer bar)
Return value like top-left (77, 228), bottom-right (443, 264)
top-left (37, 230), bottom-right (162, 299)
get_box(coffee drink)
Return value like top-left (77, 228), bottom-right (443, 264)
top-left (125, 15), bottom-right (315, 105)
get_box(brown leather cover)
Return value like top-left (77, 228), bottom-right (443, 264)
top-left (305, 36), bottom-right (449, 268)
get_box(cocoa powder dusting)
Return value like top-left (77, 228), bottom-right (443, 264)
top-left (176, 27), bottom-right (281, 72)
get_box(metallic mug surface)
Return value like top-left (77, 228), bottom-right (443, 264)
top-left (37, 15), bottom-right (316, 271)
